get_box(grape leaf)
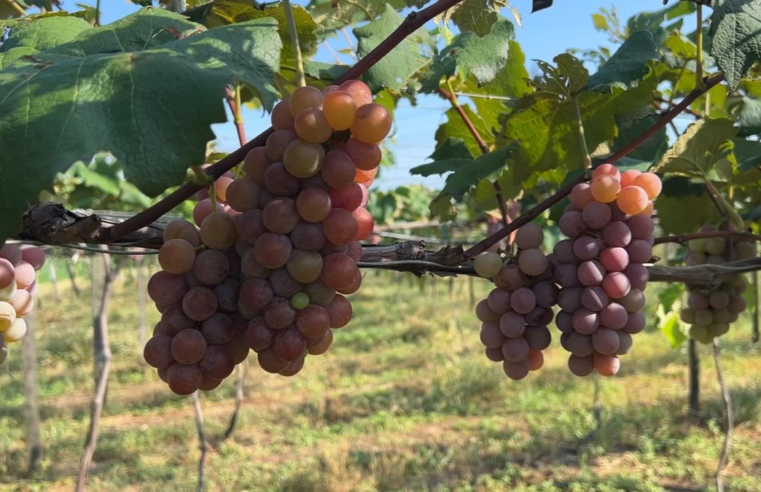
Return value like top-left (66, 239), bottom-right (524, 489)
top-left (194, 0), bottom-right (319, 63)
top-left (587, 31), bottom-right (657, 92)
top-left (503, 59), bottom-right (655, 176)
top-left (659, 309), bottom-right (687, 349)
top-left (418, 19), bottom-right (513, 93)
top-left (307, 0), bottom-right (409, 34)
top-left (732, 95), bottom-right (761, 136)
top-left (435, 104), bottom-right (496, 157)
top-left (0, 16), bottom-right (91, 52)
top-left (655, 177), bottom-right (721, 234)
top-left (614, 114), bottom-right (668, 163)
top-left (427, 147), bottom-right (513, 220)
top-left (451, 0), bottom-right (507, 37)
top-left (709, 0), bottom-right (761, 89)
top-left (353, 5), bottom-right (431, 92)
top-left (0, 10), bottom-right (282, 243)
top-left (651, 118), bottom-right (738, 178)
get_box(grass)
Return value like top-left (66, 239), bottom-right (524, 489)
top-left (1, 260), bottom-right (760, 491)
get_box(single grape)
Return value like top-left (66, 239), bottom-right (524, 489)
top-left (243, 147), bottom-right (272, 184)
top-left (533, 281), bottom-right (559, 308)
top-left (555, 312), bottom-right (573, 334)
top-left (164, 219), bottom-right (201, 247)
top-left (323, 209), bottom-right (359, 246)
top-left (167, 363), bottom-right (203, 395)
top-left (304, 280), bottom-right (336, 307)
top-left (193, 199), bottom-right (225, 227)
top-left (593, 353), bottom-right (620, 376)
top-left (602, 272), bottom-right (631, 299)
top-left (238, 278), bottom-right (274, 314)
top-left (558, 211), bottom-right (586, 238)
top-left (627, 214), bottom-right (654, 240)
top-left (200, 213), bottom-right (238, 250)
top-left (578, 260), bottom-right (606, 287)
top-left (592, 328), bottom-right (620, 355)
top-left (557, 287), bottom-right (583, 312)
top-left (599, 302), bottom-right (628, 330)
top-left (263, 297), bottom-right (296, 329)
top-left (321, 254), bottom-right (359, 291)
top-left (8, 289), bottom-right (32, 317)
top-left (626, 239), bottom-right (653, 263)
top-left (485, 347), bottom-right (505, 362)
top-left (295, 108), bottom-right (333, 144)
top-left (617, 186), bottom-right (648, 215)
top-left (493, 265), bottom-right (527, 291)
top-left (476, 299), bottom-right (501, 323)
top-left (567, 333), bottom-right (594, 358)
top-left (570, 183), bottom-right (594, 210)
top-left (326, 294), bottom-right (352, 328)
top-left (144, 335), bottom-right (175, 369)
top-left (632, 172), bottom-right (662, 199)
top-left (599, 247), bottom-right (629, 272)
top-left (502, 337), bottom-right (530, 363)
top-left (0, 259), bottom-right (14, 290)
top-left (286, 249), bottom-right (323, 283)
top-left (296, 187), bottom-right (331, 223)
top-left (525, 326), bottom-right (552, 350)
top-left (272, 328), bottom-right (308, 361)
top-left (289, 86), bottom-right (324, 117)
top-left (264, 162), bottom-right (300, 197)
top-left (503, 358), bottom-right (531, 380)
top-left (283, 139), bottom-right (325, 178)
top-left (182, 287), bottom-right (218, 322)
top-left (321, 149), bottom-right (357, 189)
top-left (474, 252), bottom-right (503, 279)
top-left (601, 221), bottom-right (631, 248)
top-left (245, 317), bottom-right (275, 351)
top-left (201, 313), bottom-right (235, 345)
top-left (0, 245), bottom-right (21, 266)
top-left (623, 263), bottom-right (649, 290)
top-left (590, 175), bottom-right (620, 203)
top-left (572, 236), bottom-right (601, 261)
top-left (159, 239), bottom-right (197, 276)
top-left (194, 249), bottom-right (229, 286)
top-left (336, 269), bottom-right (362, 295)
top-left (323, 90), bottom-right (357, 131)
top-left (620, 169), bottom-right (641, 188)
top-left (518, 249), bottom-right (548, 277)
top-left (213, 278), bottom-right (239, 314)
top-left (263, 198), bottom-right (300, 235)
top-left (345, 138), bottom-right (381, 171)
top-left (572, 308), bottom-right (599, 335)
top-left (515, 223), bottom-right (544, 249)
top-left (510, 288), bottom-right (537, 315)
top-left (147, 271), bottom-right (188, 307)
top-left (499, 312), bottom-right (525, 338)
top-left (593, 163), bottom-right (621, 181)
top-left (553, 239), bottom-right (578, 264)
top-left (330, 183), bottom-right (364, 212)
top-left (271, 100), bottom-right (295, 130)
top-left (354, 166), bottom-right (379, 187)
top-left (200, 345), bottom-right (235, 380)
top-left (581, 286), bottom-right (609, 312)
top-left (254, 233), bottom-right (292, 269)
top-left (171, 329), bottom-right (207, 365)
top-left (338, 80), bottom-right (373, 107)
top-left (527, 350), bottom-right (544, 371)
top-left (581, 201), bottom-right (612, 230)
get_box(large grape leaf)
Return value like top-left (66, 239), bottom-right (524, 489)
top-left (709, 0), bottom-right (761, 89)
top-left (0, 16), bottom-right (91, 52)
top-left (502, 54), bottom-right (656, 176)
top-left (656, 177), bottom-right (720, 234)
top-left (450, 0), bottom-right (508, 37)
top-left (409, 138), bottom-right (474, 176)
top-left (0, 9), bottom-right (282, 242)
top-left (353, 5), bottom-right (431, 92)
top-left (418, 19), bottom-right (513, 93)
top-left (587, 31), bottom-right (658, 92)
top-left (614, 114), bottom-right (668, 163)
top-left (651, 118), bottom-right (738, 178)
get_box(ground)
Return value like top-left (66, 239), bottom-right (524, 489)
top-left (0, 259), bottom-right (760, 491)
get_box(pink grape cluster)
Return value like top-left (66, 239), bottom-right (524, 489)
top-left (0, 244), bottom-right (46, 365)
top-left (554, 164), bottom-right (662, 376)
top-left (145, 80), bottom-right (384, 395)
top-left (474, 223), bottom-right (558, 380)
top-left (680, 223), bottom-right (756, 343)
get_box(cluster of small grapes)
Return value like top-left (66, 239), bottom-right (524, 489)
top-left (144, 80), bottom-right (383, 394)
top-left (554, 164), bottom-right (662, 376)
top-left (680, 224), bottom-right (755, 343)
top-left (0, 244), bottom-right (46, 366)
top-left (474, 224), bottom-right (558, 380)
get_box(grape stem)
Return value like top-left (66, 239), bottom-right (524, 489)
top-left (99, 0), bottom-right (468, 244)
top-left (451, 72), bottom-right (726, 265)
top-left (282, 0), bottom-right (306, 88)
top-left (225, 84), bottom-right (247, 145)
top-left (653, 230), bottom-right (761, 245)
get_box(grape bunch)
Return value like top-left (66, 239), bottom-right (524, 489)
top-left (0, 243), bottom-right (46, 366)
top-left (474, 223), bottom-right (558, 380)
top-left (144, 80), bottom-right (383, 394)
top-left (554, 164), bottom-right (662, 376)
top-left (680, 224), bottom-right (756, 343)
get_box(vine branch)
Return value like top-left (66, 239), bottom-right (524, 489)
top-left (654, 230), bottom-right (761, 245)
top-left (100, 0), bottom-right (467, 244)
top-left (450, 72), bottom-right (726, 264)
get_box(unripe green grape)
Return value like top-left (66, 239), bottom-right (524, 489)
top-left (687, 238), bottom-right (706, 253)
top-left (680, 307), bottom-right (695, 324)
top-left (3, 317), bottom-right (26, 343)
top-left (473, 252), bottom-right (503, 279)
top-left (694, 309), bottom-right (713, 326)
top-left (735, 241), bottom-right (755, 260)
top-left (704, 238), bottom-right (726, 255)
top-left (689, 324), bottom-right (712, 344)
top-left (291, 292), bottom-right (310, 310)
top-left (708, 322), bottom-right (730, 337)
top-left (283, 139), bottom-right (325, 178)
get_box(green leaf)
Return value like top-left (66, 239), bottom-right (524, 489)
top-left (732, 138), bottom-right (761, 174)
top-left (614, 114), bottom-right (668, 163)
top-left (533, 53), bottom-right (588, 95)
top-left (659, 310), bottom-right (687, 349)
top-left (655, 177), bottom-right (721, 234)
top-left (431, 138), bottom-right (473, 161)
top-left (587, 31), bottom-right (658, 92)
top-left (709, 0), bottom-right (761, 89)
top-left (451, 0), bottom-right (507, 37)
top-left (732, 95), bottom-right (761, 135)
top-left (0, 10), bottom-right (282, 242)
top-left (651, 118), bottom-right (738, 178)
top-left (196, 1), bottom-right (319, 63)
top-left (353, 5), bottom-right (431, 92)
top-left (435, 104), bottom-right (495, 157)
top-left (70, 162), bottom-right (121, 197)
top-left (659, 282), bottom-right (685, 313)
top-left (307, 0), bottom-right (411, 34)
top-left (0, 16), bottom-right (92, 53)
top-left (418, 19), bottom-right (514, 93)
top-left (592, 13), bottom-right (609, 31)
top-left (427, 147), bottom-right (513, 220)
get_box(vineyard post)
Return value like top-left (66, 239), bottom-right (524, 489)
top-left (21, 310), bottom-right (42, 473)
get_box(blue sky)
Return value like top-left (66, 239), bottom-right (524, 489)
top-left (91, 1), bottom-right (682, 190)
